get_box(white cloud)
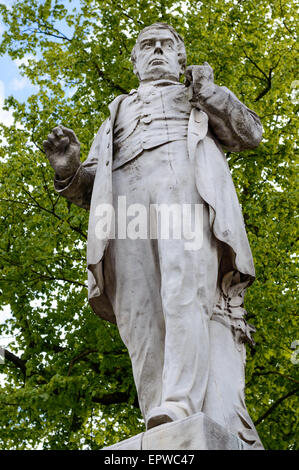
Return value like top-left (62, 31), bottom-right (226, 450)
top-left (14, 54), bottom-right (35, 68)
top-left (11, 76), bottom-right (31, 91)
top-left (12, 55), bottom-right (37, 93)
top-left (0, 80), bottom-right (14, 126)
top-left (0, 0), bottom-right (14, 9)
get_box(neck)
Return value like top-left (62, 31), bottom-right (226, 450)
top-left (139, 72), bottom-right (180, 84)
top-left (139, 77), bottom-right (180, 85)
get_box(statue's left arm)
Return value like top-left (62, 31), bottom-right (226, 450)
top-left (186, 63), bottom-right (263, 151)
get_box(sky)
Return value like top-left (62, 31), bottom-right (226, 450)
top-left (0, 1), bottom-right (39, 126)
top-left (0, 0), bottom-right (81, 128)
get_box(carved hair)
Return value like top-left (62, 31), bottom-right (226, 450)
top-left (131, 23), bottom-right (187, 70)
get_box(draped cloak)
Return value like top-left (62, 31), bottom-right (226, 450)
top-left (54, 82), bottom-right (263, 324)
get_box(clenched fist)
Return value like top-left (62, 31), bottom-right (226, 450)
top-left (43, 125), bottom-right (81, 180)
top-left (185, 62), bottom-right (214, 95)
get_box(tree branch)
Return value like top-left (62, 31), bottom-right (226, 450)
top-left (111, 1), bottom-right (144, 25)
top-left (242, 49), bottom-right (269, 82)
top-left (23, 22), bottom-right (72, 43)
top-left (279, 0), bottom-right (297, 39)
top-left (248, 370), bottom-right (299, 385)
top-left (4, 349), bottom-right (26, 377)
top-left (254, 388), bottom-right (299, 426)
top-left (0, 252), bottom-right (87, 288)
top-left (23, 19), bottom-right (129, 95)
top-left (254, 57), bottom-right (281, 102)
top-left (93, 62), bottom-right (128, 94)
top-left (255, 76), bottom-right (272, 101)
top-left (67, 349), bottom-right (98, 376)
top-left (1, 191), bottom-right (87, 240)
top-left (92, 391), bottom-right (139, 407)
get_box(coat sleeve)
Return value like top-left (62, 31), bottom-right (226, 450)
top-left (191, 83), bottom-right (263, 152)
top-left (53, 120), bottom-right (108, 210)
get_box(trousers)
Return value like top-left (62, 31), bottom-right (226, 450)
top-left (103, 140), bottom-right (220, 421)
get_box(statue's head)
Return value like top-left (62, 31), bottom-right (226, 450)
top-left (131, 23), bottom-right (187, 82)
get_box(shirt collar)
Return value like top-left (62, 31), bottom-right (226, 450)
top-left (129, 79), bottom-right (183, 95)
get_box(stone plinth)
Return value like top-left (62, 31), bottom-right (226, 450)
top-left (103, 412), bottom-right (249, 450)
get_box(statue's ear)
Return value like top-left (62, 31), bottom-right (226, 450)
top-left (178, 55), bottom-right (186, 78)
top-left (133, 64), bottom-right (140, 80)
top-left (179, 64), bottom-right (186, 78)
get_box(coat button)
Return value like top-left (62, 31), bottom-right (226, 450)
top-left (141, 115), bottom-right (152, 124)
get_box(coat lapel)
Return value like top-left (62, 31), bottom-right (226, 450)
top-left (187, 108), bottom-right (209, 159)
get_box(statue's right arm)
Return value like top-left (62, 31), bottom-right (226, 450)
top-left (53, 163), bottom-right (95, 210)
top-left (44, 121), bottom-right (108, 210)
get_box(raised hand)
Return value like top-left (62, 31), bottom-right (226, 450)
top-left (43, 125), bottom-right (81, 179)
top-left (185, 62), bottom-right (214, 89)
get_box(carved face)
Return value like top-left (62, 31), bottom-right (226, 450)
top-left (133, 28), bottom-right (184, 82)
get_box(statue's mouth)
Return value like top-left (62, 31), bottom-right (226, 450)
top-left (149, 58), bottom-right (167, 66)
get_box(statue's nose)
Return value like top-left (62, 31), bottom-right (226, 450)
top-left (154, 41), bottom-right (163, 54)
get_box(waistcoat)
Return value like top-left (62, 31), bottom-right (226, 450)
top-left (113, 80), bottom-right (192, 170)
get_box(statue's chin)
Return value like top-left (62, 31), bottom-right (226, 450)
top-left (139, 69), bottom-right (180, 83)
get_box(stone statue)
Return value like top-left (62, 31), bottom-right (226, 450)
top-left (43, 23), bottom-right (264, 449)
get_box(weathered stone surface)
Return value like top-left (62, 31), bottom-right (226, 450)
top-left (103, 432), bottom-right (144, 450)
top-left (103, 412), bottom-right (248, 450)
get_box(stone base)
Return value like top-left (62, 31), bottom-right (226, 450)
top-left (103, 412), bottom-right (249, 450)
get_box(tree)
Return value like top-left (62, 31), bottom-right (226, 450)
top-left (0, 0), bottom-right (298, 450)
